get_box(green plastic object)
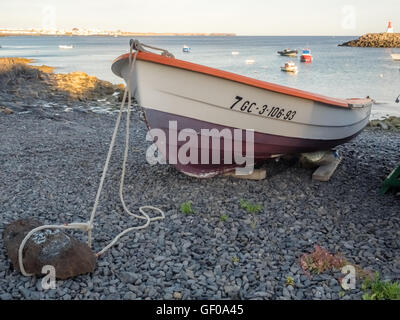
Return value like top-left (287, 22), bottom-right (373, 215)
top-left (380, 164), bottom-right (400, 195)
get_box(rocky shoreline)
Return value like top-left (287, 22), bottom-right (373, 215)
top-left (368, 116), bottom-right (400, 130)
top-left (0, 58), bottom-right (399, 300)
top-left (0, 58), bottom-right (124, 112)
top-left (339, 33), bottom-right (400, 48)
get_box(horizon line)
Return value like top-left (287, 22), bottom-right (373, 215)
top-left (0, 33), bottom-right (362, 37)
top-left (0, 27), bottom-right (365, 37)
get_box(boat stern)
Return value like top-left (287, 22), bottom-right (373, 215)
top-left (346, 97), bottom-right (373, 109)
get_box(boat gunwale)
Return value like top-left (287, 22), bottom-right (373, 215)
top-left (113, 51), bottom-right (355, 108)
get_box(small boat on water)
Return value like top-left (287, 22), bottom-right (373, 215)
top-left (278, 49), bottom-right (298, 57)
top-left (112, 40), bottom-right (372, 178)
top-left (183, 45), bottom-right (191, 53)
top-left (300, 49), bottom-right (313, 63)
top-left (59, 45), bottom-right (73, 50)
top-left (391, 54), bottom-right (400, 61)
top-left (245, 59), bottom-right (255, 65)
top-left (281, 61), bottom-right (298, 73)
top-left (232, 51), bottom-right (240, 56)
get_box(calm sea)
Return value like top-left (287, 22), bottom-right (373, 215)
top-left (1, 35), bottom-right (399, 118)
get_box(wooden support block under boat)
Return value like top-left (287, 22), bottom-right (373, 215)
top-left (299, 150), bottom-right (342, 182)
top-left (312, 155), bottom-right (342, 182)
top-left (224, 169), bottom-right (267, 181)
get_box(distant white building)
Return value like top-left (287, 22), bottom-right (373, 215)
top-left (387, 20), bottom-right (394, 33)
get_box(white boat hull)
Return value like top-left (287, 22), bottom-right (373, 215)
top-left (112, 49), bottom-right (372, 177)
top-left (115, 59), bottom-right (370, 141)
top-left (391, 54), bottom-right (400, 61)
top-left (281, 66), bottom-right (298, 73)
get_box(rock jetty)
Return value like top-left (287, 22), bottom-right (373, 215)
top-left (339, 33), bottom-right (400, 48)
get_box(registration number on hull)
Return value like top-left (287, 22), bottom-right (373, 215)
top-left (230, 96), bottom-right (297, 121)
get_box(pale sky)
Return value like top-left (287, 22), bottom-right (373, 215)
top-left (0, 0), bottom-right (398, 36)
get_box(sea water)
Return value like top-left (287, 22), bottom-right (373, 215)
top-left (1, 35), bottom-right (399, 119)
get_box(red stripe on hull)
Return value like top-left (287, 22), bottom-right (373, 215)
top-left (143, 109), bottom-right (364, 177)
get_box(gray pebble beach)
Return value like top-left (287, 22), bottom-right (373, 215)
top-left (1, 99), bottom-right (399, 300)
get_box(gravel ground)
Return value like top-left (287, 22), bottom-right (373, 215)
top-left (0, 103), bottom-right (399, 300)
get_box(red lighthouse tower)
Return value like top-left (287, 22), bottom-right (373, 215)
top-left (387, 20), bottom-right (394, 33)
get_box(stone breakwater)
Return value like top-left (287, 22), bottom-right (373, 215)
top-left (339, 33), bottom-right (400, 48)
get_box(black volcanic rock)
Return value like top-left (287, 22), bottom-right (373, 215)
top-left (3, 219), bottom-right (96, 279)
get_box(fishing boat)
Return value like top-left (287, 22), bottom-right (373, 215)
top-left (391, 54), bottom-right (400, 61)
top-left (59, 45), bottom-right (73, 50)
top-left (278, 49), bottom-right (298, 57)
top-left (281, 61), bottom-right (298, 73)
top-left (112, 40), bottom-right (372, 178)
top-left (183, 45), bottom-right (191, 53)
top-left (300, 49), bottom-right (313, 63)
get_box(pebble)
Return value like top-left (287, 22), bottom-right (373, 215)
top-left (119, 272), bottom-right (140, 284)
top-left (0, 293), bottom-right (13, 300)
top-left (296, 290), bottom-right (304, 299)
top-left (282, 287), bottom-right (291, 297)
top-left (173, 292), bottom-right (182, 300)
top-left (224, 285), bottom-right (240, 298)
top-left (19, 287), bottom-right (40, 300)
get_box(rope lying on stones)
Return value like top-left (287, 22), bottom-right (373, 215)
top-left (18, 40), bottom-right (165, 277)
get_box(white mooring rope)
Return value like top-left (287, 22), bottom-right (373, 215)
top-left (18, 40), bottom-right (166, 277)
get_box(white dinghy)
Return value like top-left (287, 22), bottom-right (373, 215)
top-left (112, 40), bottom-right (372, 178)
top-left (391, 54), bottom-right (400, 61)
top-left (59, 45), bottom-right (74, 50)
top-left (281, 61), bottom-right (298, 73)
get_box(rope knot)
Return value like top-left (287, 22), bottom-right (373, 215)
top-left (129, 39), bottom-right (141, 51)
top-left (129, 38), bottom-right (175, 59)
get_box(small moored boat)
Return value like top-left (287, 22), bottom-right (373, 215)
top-left (301, 49), bottom-right (313, 63)
top-left (278, 49), bottom-right (298, 57)
top-left (281, 61), bottom-right (298, 73)
top-left (183, 45), bottom-right (191, 53)
top-left (59, 45), bottom-right (73, 50)
top-left (112, 40), bottom-right (372, 178)
top-left (391, 54), bottom-right (400, 61)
